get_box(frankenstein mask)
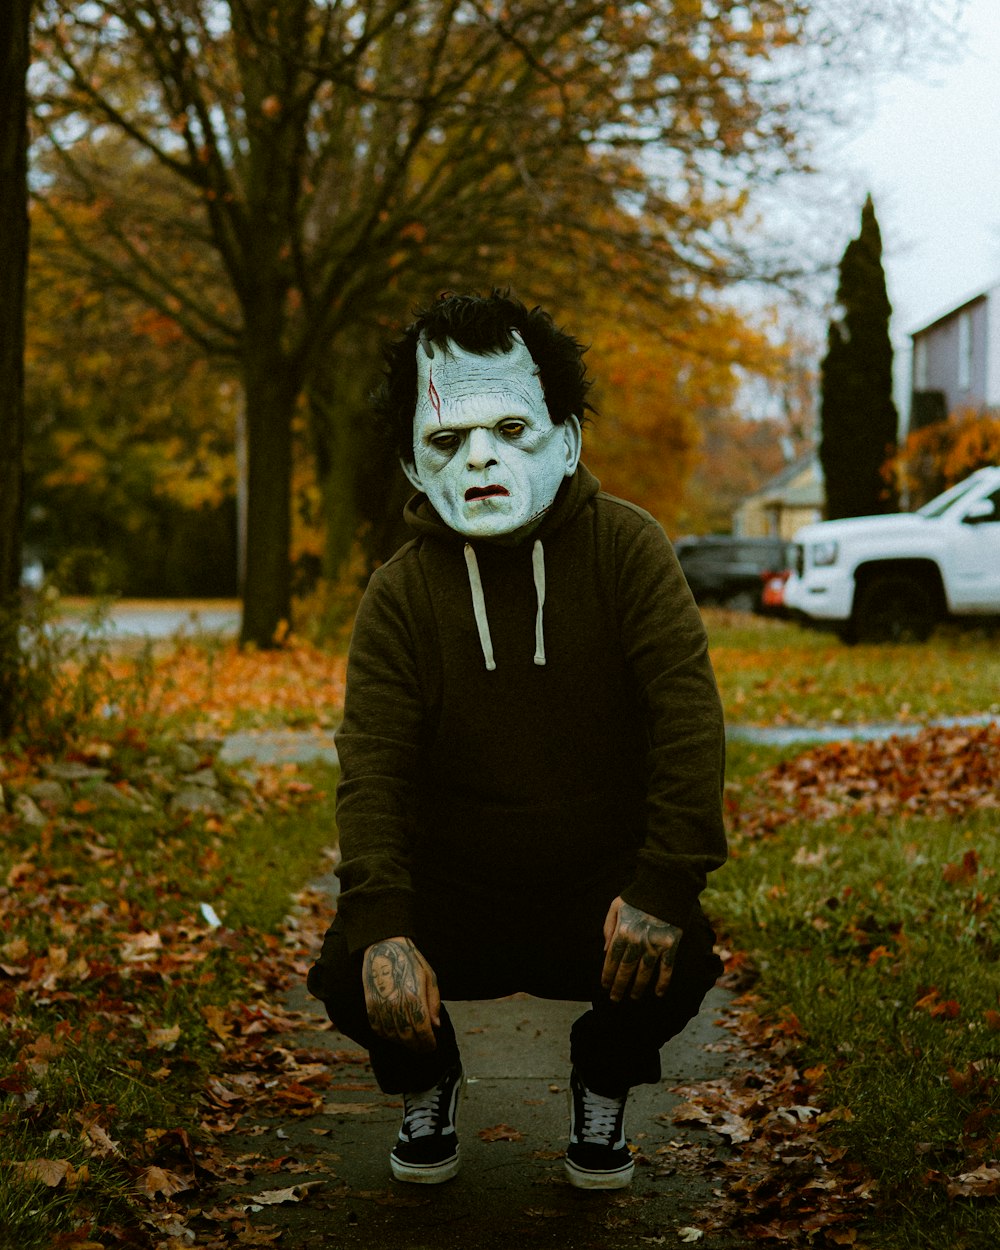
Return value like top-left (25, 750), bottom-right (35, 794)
top-left (402, 333), bottom-right (582, 539)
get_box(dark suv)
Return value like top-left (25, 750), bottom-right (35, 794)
top-left (674, 536), bottom-right (796, 613)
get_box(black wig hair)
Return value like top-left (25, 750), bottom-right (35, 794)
top-left (373, 289), bottom-right (594, 462)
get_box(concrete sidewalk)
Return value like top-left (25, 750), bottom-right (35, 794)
top-left (230, 971), bottom-right (740, 1248)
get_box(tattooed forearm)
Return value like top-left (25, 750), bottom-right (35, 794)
top-left (362, 937), bottom-right (440, 1052)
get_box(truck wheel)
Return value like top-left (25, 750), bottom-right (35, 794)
top-left (850, 574), bottom-right (937, 643)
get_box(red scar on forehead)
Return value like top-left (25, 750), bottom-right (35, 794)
top-left (428, 370), bottom-right (442, 421)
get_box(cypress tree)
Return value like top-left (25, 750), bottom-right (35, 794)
top-left (819, 195), bottom-right (899, 518)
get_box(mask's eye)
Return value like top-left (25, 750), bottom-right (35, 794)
top-left (428, 431), bottom-right (461, 452)
top-left (498, 420), bottom-right (526, 439)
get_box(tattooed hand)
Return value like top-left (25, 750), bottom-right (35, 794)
top-left (600, 897), bottom-right (682, 1003)
top-left (362, 937), bottom-right (441, 1052)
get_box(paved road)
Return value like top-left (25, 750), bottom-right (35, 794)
top-left (218, 711), bottom-right (1000, 769)
top-left (55, 600), bottom-right (241, 640)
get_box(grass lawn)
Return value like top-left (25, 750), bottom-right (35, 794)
top-left (703, 609), bottom-right (1000, 727)
top-left (706, 735), bottom-right (1000, 1248)
top-left (1, 606), bottom-right (997, 1247)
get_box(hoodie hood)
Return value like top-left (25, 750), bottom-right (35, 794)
top-left (403, 462), bottom-right (602, 547)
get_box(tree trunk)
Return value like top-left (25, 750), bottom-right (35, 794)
top-left (239, 347), bottom-right (297, 647)
top-left (307, 343), bottom-right (373, 581)
top-left (313, 399), bottom-right (361, 583)
top-left (0, 0), bottom-right (32, 737)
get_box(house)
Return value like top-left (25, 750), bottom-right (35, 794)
top-left (909, 279), bottom-right (1000, 431)
top-left (732, 454), bottom-right (824, 540)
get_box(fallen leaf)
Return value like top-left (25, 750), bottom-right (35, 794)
top-left (14, 1158), bottom-right (72, 1187)
top-left (138, 1165), bottom-right (193, 1198)
top-left (245, 1180), bottom-right (324, 1205)
top-left (677, 1228), bottom-right (705, 1243)
top-left (148, 1024), bottom-right (182, 1048)
top-left (942, 849), bottom-right (979, 885)
top-left (80, 1121), bottom-right (122, 1157)
top-left (120, 931), bottom-right (162, 962)
top-left (201, 1003), bottom-right (233, 1040)
top-left (1, 937), bottom-right (29, 962)
top-left (478, 1123), bottom-right (523, 1142)
top-left (945, 1163), bottom-right (1000, 1200)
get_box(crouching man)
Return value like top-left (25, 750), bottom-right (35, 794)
top-left (308, 290), bottom-right (727, 1189)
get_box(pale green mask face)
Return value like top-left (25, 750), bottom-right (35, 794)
top-left (401, 335), bottom-right (582, 539)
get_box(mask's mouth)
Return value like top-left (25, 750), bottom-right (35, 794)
top-left (465, 485), bottom-right (510, 501)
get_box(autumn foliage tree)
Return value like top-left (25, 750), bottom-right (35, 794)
top-left (819, 195), bottom-right (898, 519)
top-left (890, 408), bottom-right (1000, 508)
top-left (29, 0), bottom-right (839, 644)
top-left (24, 204), bottom-right (242, 596)
top-left (28, 3), bottom-right (954, 641)
top-left (582, 298), bottom-right (803, 532)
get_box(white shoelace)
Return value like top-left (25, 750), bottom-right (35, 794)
top-left (580, 1088), bottom-right (624, 1144)
top-left (402, 1085), bottom-right (445, 1139)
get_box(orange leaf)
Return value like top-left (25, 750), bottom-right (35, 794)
top-left (478, 1123), bottom-right (523, 1142)
top-left (942, 850), bottom-right (979, 885)
top-left (138, 1165), bottom-right (192, 1198)
top-left (148, 1024), bottom-right (182, 1048)
top-left (15, 1158), bottom-right (71, 1187)
top-left (201, 1004), bottom-right (232, 1041)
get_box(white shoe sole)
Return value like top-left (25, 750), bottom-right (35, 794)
top-left (390, 1149), bottom-right (460, 1184)
top-left (564, 1156), bottom-right (635, 1190)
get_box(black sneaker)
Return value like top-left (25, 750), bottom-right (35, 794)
top-left (564, 1067), bottom-right (634, 1189)
top-left (390, 1064), bottom-right (464, 1184)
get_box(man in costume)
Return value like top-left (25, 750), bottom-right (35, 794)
top-left (308, 290), bottom-right (727, 1189)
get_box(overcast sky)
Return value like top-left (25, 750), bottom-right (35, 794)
top-left (827, 0), bottom-right (1000, 344)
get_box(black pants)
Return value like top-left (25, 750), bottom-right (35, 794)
top-left (306, 894), bottom-right (722, 1098)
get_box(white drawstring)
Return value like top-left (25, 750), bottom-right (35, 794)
top-left (462, 540), bottom-right (548, 671)
top-left (464, 544), bottom-right (496, 672)
top-left (532, 539), bottom-right (546, 666)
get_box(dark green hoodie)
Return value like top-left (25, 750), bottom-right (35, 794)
top-left (335, 464), bottom-right (727, 954)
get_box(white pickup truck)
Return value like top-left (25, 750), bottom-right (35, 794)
top-left (783, 465), bottom-right (1000, 641)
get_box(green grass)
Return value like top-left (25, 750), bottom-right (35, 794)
top-left (703, 610), bottom-right (1000, 727)
top-left (0, 756), bottom-right (340, 1250)
top-left (708, 741), bottom-right (1000, 1249)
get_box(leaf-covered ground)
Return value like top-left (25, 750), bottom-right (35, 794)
top-left (2, 617), bottom-right (998, 1248)
top-left (704, 725), bottom-right (999, 1249)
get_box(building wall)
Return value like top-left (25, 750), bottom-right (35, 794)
top-left (736, 502), bottom-right (821, 541)
top-left (988, 296), bottom-right (1000, 407)
top-left (912, 290), bottom-right (995, 417)
top-left (733, 460), bottom-right (824, 539)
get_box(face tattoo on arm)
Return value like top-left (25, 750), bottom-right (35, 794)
top-left (363, 937), bottom-right (441, 1052)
